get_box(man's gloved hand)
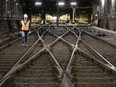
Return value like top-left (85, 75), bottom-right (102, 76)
top-left (29, 31), bottom-right (31, 34)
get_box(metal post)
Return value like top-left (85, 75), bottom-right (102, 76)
top-left (73, 8), bottom-right (75, 23)
top-left (6, 0), bottom-right (8, 15)
top-left (71, 6), bottom-right (76, 24)
top-left (57, 5), bottom-right (59, 27)
top-left (10, 0), bottom-right (14, 33)
top-left (111, 0), bottom-right (116, 15)
top-left (104, 0), bottom-right (108, 29)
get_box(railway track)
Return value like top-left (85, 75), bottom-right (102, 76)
top-left (0, 25), bottom-right (60, 87)
top-left (0, 25), bottom-right (116, 87)
top-left (49, 26), bottom-right (76, 71)
top-left (0, 34), bottom-right (19, 47)
top-left (84, 26), bottom-right (116, 45)
top-left (0, 32), bottom-right (37, 79)
top-left (73, 52), bottom-right (116, 87)
top-left (81, 31), bottom-right (116, 67)
top-left (13, 52), bottom-right (57, 87)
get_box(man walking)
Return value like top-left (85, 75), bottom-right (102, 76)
top-left (21, 14), bottom-right (30, 47)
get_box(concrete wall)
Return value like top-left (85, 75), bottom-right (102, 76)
top-left (0, 0), bottom-right (22, 34)
top-left (108, 20), bottom-right (116, 31)
top-left (93, 0), bottom-right (116, 30)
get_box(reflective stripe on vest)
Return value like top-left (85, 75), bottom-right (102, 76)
top-left (21, 20), bottom-right (30, 31)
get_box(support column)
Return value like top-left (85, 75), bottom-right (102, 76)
top-left (5, 0), bottom-right (8, 16)
top-left (99, 0), bottom-right (108, 28)
top-left (110, 0), bottom-right (116, 15)
top-left (99, 0), bottom-right (105, 15)
top-left (99, 0), bottom-right (108, 15)
top-left (56, 5), bottom-right (59, 27)
top-left (92, 4), bottom-right (98, 26)
top-left (72, 7), bottom-right (76, 23)
top-left (108, 0), bottom-right (116, 30)
top-left (41, 11), bottom-right (46, 24)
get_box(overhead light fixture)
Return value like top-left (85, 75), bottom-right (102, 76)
top-left (58, 2), bottom-right (65, 6)
top-left (35, 2), bottom-right (42, 5)
top-left (70, 2), bottom-right (77, 6)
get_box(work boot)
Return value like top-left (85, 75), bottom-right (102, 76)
top-left (22, 44), bottom-right (25, 46)
top-left (25, 44), bottom-right (28, 47)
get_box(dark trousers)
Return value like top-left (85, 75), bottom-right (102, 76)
top-left (22, 31), bottom-right (29, 45)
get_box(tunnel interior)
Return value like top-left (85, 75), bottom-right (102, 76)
top-left (0, 0), bottom-right (116, 34)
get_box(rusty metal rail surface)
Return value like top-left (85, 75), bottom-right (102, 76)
top-left (83, 26), bottom-right (116, 48)
top-left (0, 33), bottom-right (20, 47)
top-left (0, 29), bottom-right (42, 85)
top-left (66, 26), bottom-right (116, 87)
top-left (0, 23), bottom-right (58, 87)
top-left (0, 31), bottom-right (38, 80)
top-left (81, 29), bottom-right (116, 68)
top-left (0, 24), bottom-right (116, 87)
top-left (0, 31), bottom-right (35, 52)
top-left (0, 36), bottom-right (21, 52)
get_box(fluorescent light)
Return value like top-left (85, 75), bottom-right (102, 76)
top-left (58, 2), bottom-right (65, 6)
top-left (35, 2), bottom-right (42, 5)
top-left (71, 2), bottom-right (77, 6)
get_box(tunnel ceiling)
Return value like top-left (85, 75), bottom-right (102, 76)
top-left (20, 0), bottom-right (96, 15)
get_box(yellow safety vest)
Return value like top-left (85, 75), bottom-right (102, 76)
top-left (21, 20), bottom-right (30, 31)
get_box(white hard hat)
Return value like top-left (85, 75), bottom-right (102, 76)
top-left (24, 14), bottom-right (28, 18)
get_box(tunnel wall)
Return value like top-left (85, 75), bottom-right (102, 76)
top-left (0, 0), bottom-right (22, 34)
top-left (108, 20), bottom-right (116, 30)
top-left (92, 0), bottom-right (116, 30)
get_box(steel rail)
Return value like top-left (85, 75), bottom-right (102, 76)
top-left (36, 25), bottom-right (74, 87)
top-left (39, 26), bottom-right (74, 74)
top-left (74, 26), bottom-right (116, 73)
top-left (1, 25), bottom-right (115, 87)
top-left (92, 26), bottom-right (116, 35)
top-left (0, 37), bottom-right (21, 52)
top-left (41, 39), bottom-right (63, 77)
top-left (81, 40), bottom-right (116, 73)
top-left (47, 26), bottom-right (82, 77)
top-left (84, 31), bottom-right (116, 49)
top-left (47, 25), bottom-right (80, 49)
top-left (43, 26), bottom-right (76, 87)
top-left (63, 25), bottom-right (82, 87)
top-left (65, 34), bottom-right (81, 76)
top-left (48, 25), bottom-right (78, 87)
top-left (0, 26), bottom-right (48, 85)
top-left (61, 25), bottom-right (82, 87)
top-left (47, 24), bottom-right (81, 87)
top-left (60, 74), bottom-right (74, 87)
top-left (37, 26), bottom-right (64, 77)
top-left (0, 34), bottom-right (19, 44)
top-left (0, 29), bottom-right (62, 85)
top-left (0, 24), bottom-right (67, 87)
top-left (64, 25), bottom-right (79, 36)
top-left (0, 47), bottom-right (45, 87)
top-left (47, 26), bottom-right (75, 47)
top-left (63, 22), bottom-right (81, 35)
top-left (60, 25), bottom-right (116, 83)
top-left (47, 30), bottom-right (75, 49)
top-left (0, 30), bottom-right (36, 52)
top-left (63, 25), bottom-right (116, 86)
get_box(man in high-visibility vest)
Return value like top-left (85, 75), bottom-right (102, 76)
top-left (21, 14), bottom-right (30, 47)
